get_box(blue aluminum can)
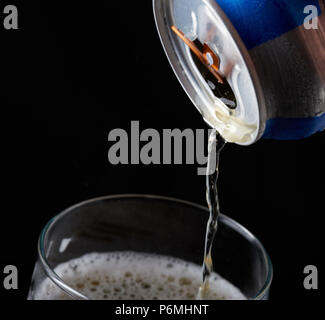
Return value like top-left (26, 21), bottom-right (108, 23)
top-left (154, 0), bottom-right (325, 144)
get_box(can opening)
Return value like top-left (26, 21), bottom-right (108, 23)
top-left (171, 25), bottom-right (237, 110)
top-left (190, 39), bottom-right (237, 110)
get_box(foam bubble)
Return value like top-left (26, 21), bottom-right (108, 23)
top-left (33, 252), bottom-right (246, 300)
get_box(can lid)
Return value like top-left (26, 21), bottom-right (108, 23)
top-left (153, 0), bottom-right (266, 145)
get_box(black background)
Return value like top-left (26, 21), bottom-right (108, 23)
top-left (0, 0), bottom-right (324, 301)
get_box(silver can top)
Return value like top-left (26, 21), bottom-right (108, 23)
top-left (153, 0), bottom-right (266, 145)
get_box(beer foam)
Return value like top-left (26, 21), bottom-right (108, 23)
top-left (33, 252), bottom-right (246, 300)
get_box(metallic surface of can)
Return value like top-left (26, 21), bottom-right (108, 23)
top-left (153, 0), bottom-right (325, 145)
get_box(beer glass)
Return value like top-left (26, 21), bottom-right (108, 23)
top-left (28, 195), bottom-right (272, 300)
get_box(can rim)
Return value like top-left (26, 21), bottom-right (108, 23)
top-left (153, 0), bottom-right (267, 145)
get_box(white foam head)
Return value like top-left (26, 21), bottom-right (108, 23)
top-left (33, 252), bottom-right (246, 300)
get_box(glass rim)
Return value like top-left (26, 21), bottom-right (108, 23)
top-left (38, 194), bottom-right (273, 300)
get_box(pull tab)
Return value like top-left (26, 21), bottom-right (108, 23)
top-left (171, 25), bottom-right (237, 110)
top-left (171, 25), bottom-right (224, 84)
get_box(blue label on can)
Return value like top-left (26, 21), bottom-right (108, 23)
top-left (216, 0), bottom-right (322, 49)
top-left (263, 113), bottom-right (325, 140)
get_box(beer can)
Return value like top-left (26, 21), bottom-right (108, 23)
top-left (153, 0), bottom-right (325, 145)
